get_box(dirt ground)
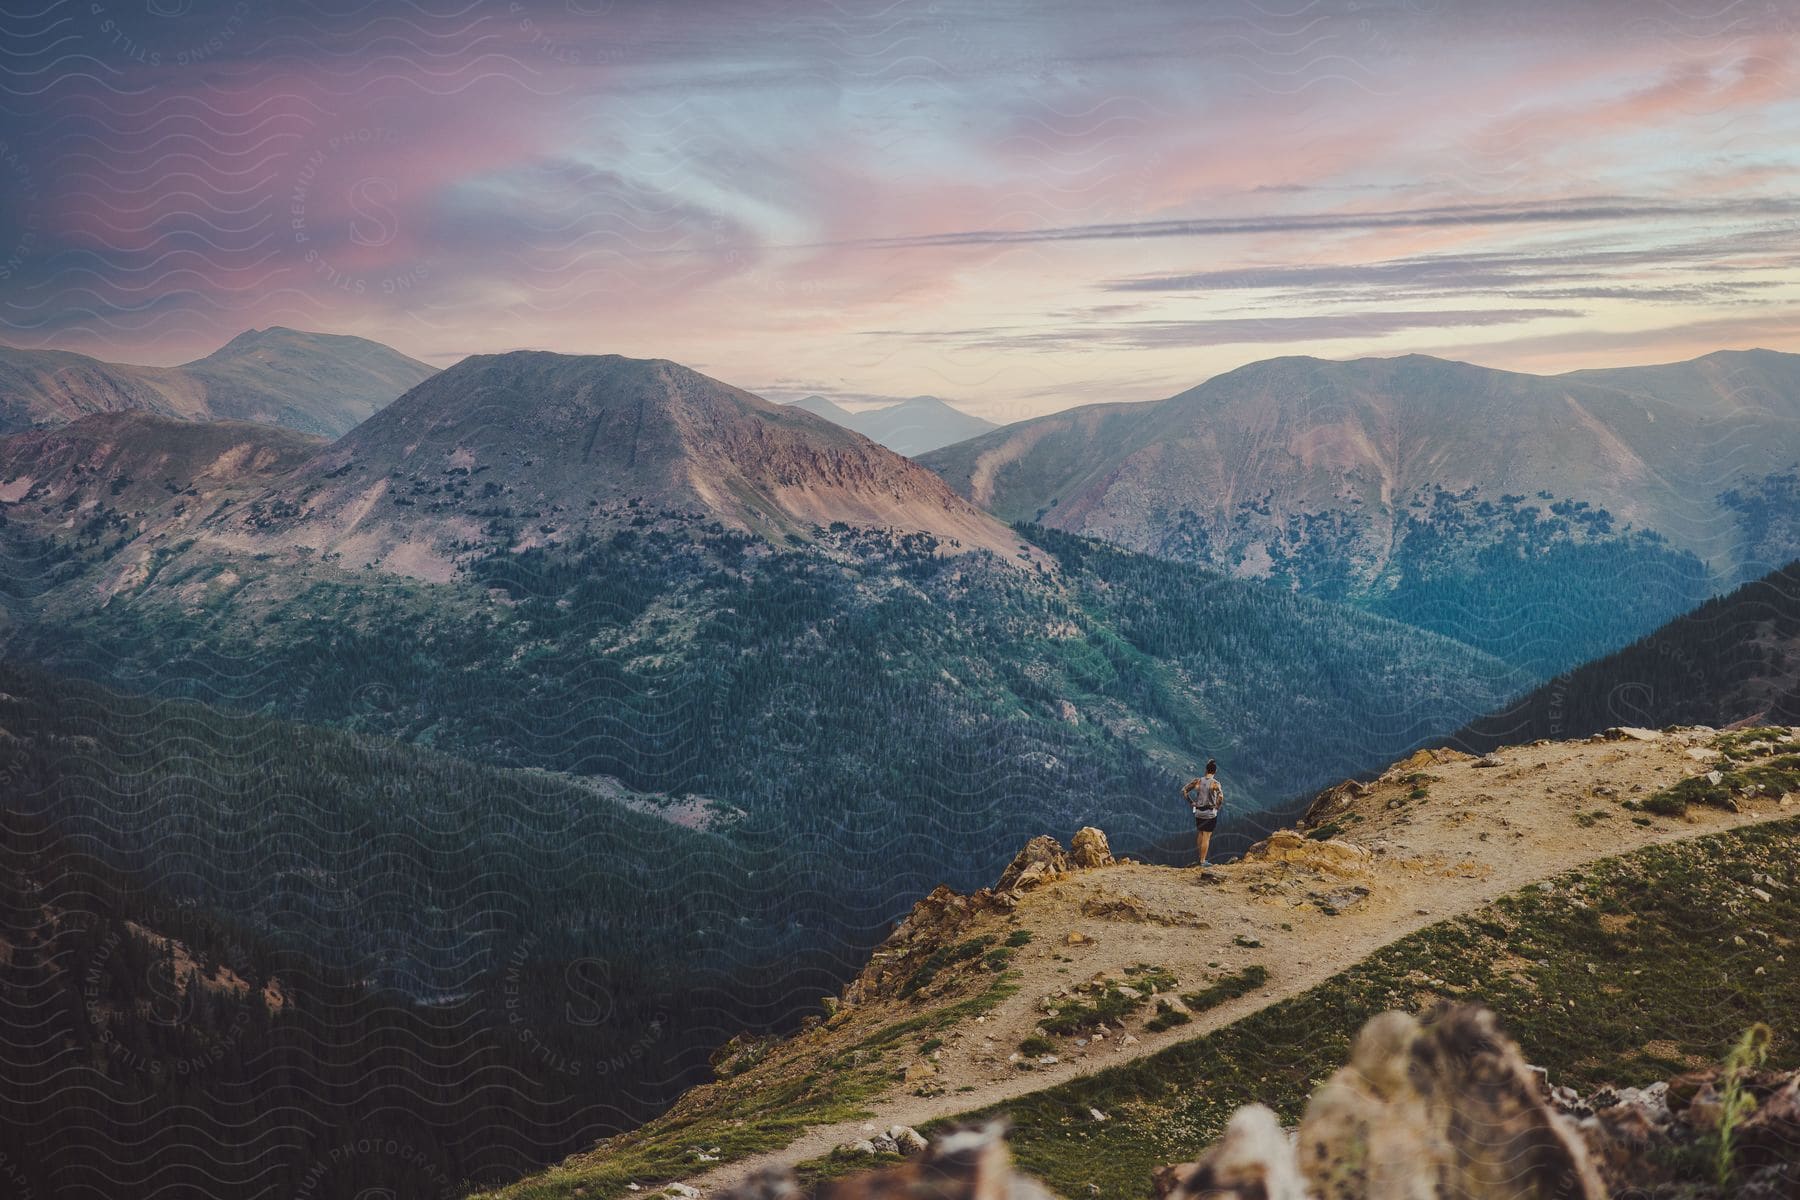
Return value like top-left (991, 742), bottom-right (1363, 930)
top-left (684, 726), bottom-right (1796, 1194)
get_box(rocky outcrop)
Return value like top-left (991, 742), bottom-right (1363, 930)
top-left (1241, 829), bottom-right (1369, 876)
top-left (840, 831), bottom-right (1120, 1006)
top-left (996, 836), bottom-right (1070, 893)
top-left (1160, 1005), bottom-right (1606, 1200)
top-left (1551, 1028), bottom-right (1800, 1198)
top-left (1302, 1005), bottom-right (1605, 1200)
top-left (1069, 827), bottom-right (1114, 869)
top-left (840, 884), bottom-right (1013, 1005)
top-left (1301, 779), bottom-right (1370, 828)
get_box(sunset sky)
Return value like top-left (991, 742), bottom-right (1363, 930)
top-left (2, 0), bottom-right (1797, 420)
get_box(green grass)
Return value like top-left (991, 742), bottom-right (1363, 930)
top-left (1642, 754), bottom-right (1800, 817)
top-left (477, 972), bottom-right (1020, 1200)
top-left (1038, 966), bottom-right (1178, 1036)
top-left (1145, 1001), bottom-right (1191, 1033)
top-left (1178, 964), bottom-right (1270, 1015)
top-left (1715, 728), bottom-right (1798, 761)
top-left (902, 935), bottom-right (997, 997)
top-left (918, 818), bottom-right (1800, 1200)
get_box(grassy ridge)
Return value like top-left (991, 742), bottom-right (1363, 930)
top-left (919, 818), bottom-right (1800, 1199)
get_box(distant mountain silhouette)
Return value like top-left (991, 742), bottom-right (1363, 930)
top-left (782, 392), bottom-right (998, 455)
top-left (0, 327), bottom-right (436, 436)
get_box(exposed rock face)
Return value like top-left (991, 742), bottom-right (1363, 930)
top-left (995, 835), bottom-right (1070, 893)
top-left (920, 349), bottom-right (1800, 597)
top-left (720, 1122), bottom-right (1054, 1200)
top-left (839, 830), bottom-right (1119, 1006)
top-left (840, 884), bottom-right (1013, 1005)
top-left (1069, 827), bottom-right (1114, 869)
top-left (244, 351), bottom-right (1025, 578)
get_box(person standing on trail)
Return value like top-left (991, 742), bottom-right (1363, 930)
top-left (1183, 760), bottom-right (1224, 868)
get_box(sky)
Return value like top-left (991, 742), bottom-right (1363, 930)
top-left (1, 0), bottom-right (1797, 421)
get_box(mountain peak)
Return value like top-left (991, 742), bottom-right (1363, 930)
top-left (243, 350), bottom-right (1024, 579)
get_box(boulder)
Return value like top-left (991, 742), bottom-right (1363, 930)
top-left (902, 1061), bottom-right (938, 1084)
top-left (1604, 726), bottom-right (1663, 742)
top-left (1069, 826), bottom-right (1115, 868)
top-left (889, 1125), bottom-right (929, 1156)
top-left (996, 836), bottom-right (1069, 893)
top-left (1297, 1005), bottom-right (1605, 1200)
top-left (1154, 1105), bottom-right (1304, 1200)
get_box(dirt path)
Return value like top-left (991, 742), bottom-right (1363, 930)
top-left (682, 728), bottom-right (1796, 1195)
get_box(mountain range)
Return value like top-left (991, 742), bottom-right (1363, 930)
top-left (922, 350), bottom-right (1800, 675)
top-left (0, 347), bottom-right (1525, 1188)
top-left (783, 393), bottom-right (998, 455)
top-left (6, 337), bottom-right (1800, 1199)
top-left (0, 326), bottom-right (437, 436)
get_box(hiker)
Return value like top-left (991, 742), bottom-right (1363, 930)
top-left (1183, 760), bottom-right (1224, 868)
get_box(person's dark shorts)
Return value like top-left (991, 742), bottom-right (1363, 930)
top-left (1194, 814), bottom-right (1219, 833)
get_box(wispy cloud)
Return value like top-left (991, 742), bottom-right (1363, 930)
top-left (0, 0), bottom-right (1794, 402)
top-left (874, 308), bottom-right (1584, 352)
top-left (829, 197), bottom-right (1800, 252)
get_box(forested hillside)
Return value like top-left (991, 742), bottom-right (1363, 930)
top-left (0, 665), bottom-right (808, 1197)
top-left (1456, 559), bottom-right (1800, 748)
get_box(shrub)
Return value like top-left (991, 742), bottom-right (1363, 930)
top-left (1146, 1000), bottom-right (1191, 1033)
top-left (1181, 964), bottom-right (1271, 1014)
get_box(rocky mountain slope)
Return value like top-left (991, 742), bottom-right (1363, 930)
top-left (483, 723), bottom-right (1800, 1200)
top-left (1460, 558), bottom-right (1800, 750)
top-left (0, 327), bottom-right (436, 436)
top-left (786, 394), bottom-right (999, 456)
top-left (922, 350), bottom-right (1800, 675)
top-left (231, 351), bottom-right (1023, 580)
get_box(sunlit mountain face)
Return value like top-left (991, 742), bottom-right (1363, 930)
top-left (2, 0), bottom-right (1796, 419)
